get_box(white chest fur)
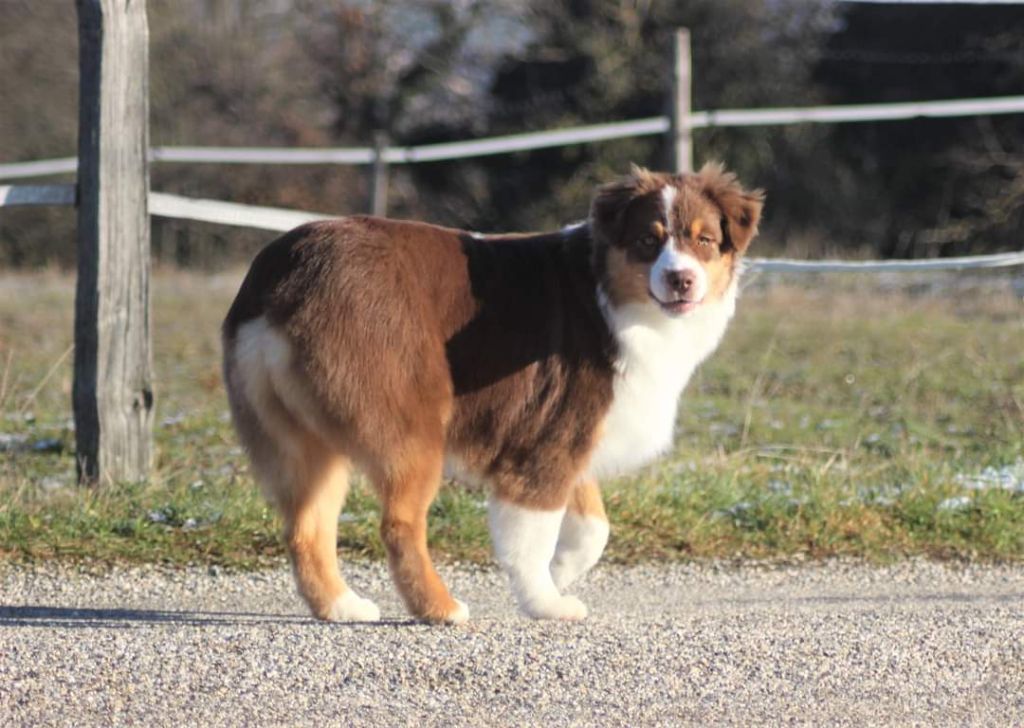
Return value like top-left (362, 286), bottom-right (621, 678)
top-left (587, 285), bottom-right (737, 479)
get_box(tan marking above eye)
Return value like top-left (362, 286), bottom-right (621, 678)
top-left (652, 221), bottom-right (665, 238)
top-left (689, 220), bottom-right (704, 239)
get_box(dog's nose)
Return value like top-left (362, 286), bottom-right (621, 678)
top-left (665, 269), bottom-right (696, 295)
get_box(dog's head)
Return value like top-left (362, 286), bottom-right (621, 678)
top-left (590, 162), bottom-right (764, 317)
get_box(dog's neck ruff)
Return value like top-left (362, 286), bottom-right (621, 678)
top-left (587, 280), bottom-right (738, 479)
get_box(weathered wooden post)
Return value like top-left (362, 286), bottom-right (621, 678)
top-left (370, 131), bottom-right (390, 217)
top-left (74, 0), bottom-right (153, 485)
top-left (669, 28), bottom-right (693, 174)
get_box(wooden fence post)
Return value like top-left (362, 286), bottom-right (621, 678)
top-left (74, 0), bottom-right (153, 485)
top-left (370, 131), bottom-right (390, 217)
top-left (669, 28), bottom-right (693, 174)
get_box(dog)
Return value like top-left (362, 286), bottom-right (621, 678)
top-left (222, 162), bottom-right (763, 623)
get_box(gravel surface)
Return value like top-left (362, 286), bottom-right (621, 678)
top-left (1, 558), bottom-right (1022, 726)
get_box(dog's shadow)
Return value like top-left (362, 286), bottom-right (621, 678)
top-left (0, 605), bottom-right (428, 630)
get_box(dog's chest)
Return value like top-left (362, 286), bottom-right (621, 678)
top-left (587, 301), bottom-right (734, 479)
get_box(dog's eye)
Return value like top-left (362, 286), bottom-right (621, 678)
top-left (697, 235), bottom-right (715, 247)
top-left (637, 235), bottom-right (660, 250)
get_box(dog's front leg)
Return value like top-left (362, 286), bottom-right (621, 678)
top-left (550, 479), bottom-right (609, 591)
top-left (488, 496), bottom-right (589, 620)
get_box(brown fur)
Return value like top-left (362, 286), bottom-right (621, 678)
top-left (222, 163), bottom-right (763, 622)
top-left (568, 479), bottom-right (606, 521)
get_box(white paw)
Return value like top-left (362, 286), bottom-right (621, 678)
top-left (522, 594), bottom-right (589, 621)
top-left (326, 590), bottom-right (381, 622)
top-left (551, 513), bottom-right (609, 591)
top-left (443, 598), bottom-right (470, 625)
top-left (550, 559), bottom-right (582, 592)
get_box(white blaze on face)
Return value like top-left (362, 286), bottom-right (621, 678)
top-left (649, 185), bottom-right (708, 304)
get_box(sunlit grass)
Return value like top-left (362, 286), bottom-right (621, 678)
top-left (1, 269), bottom-right (1022, 567)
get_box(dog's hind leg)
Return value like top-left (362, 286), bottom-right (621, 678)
top-left (225, 319), bottom-right (379, 622)
top-left (280, 444), bottom-right (381, 622)
top-left (373, 440), bottom-right (468, 624)
top-left (550, 478), bottom-right (609, 592)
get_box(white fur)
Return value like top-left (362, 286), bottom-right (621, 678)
top-left (232, 317), bottom-right (331, 457)
top-left (649, 247), bottom-right (708, 305)
top-left (326, 589), bottom-right (381, 622)
top-left (550, 511), bottom-right (610, 591)
top-left (487, 499), bottom-right (588, 620)
top-left (660, 185), bottom-right (677, 218)
top-left (651, 185), bottom-right (708, 304)
top-left (233, 317), bottom-right (291, 433)
top-left (445, 599), bottom-right (470, 625)
top-left (589, 279), bottom-right (738, 479)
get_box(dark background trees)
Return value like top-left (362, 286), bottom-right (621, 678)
top-left (1, 0), bottom-right (1022, 267)
top-left (815, 3), bottom-right (1024, 258)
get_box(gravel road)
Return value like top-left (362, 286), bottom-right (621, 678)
top-left (1, 558), bottom-right (1021, 726)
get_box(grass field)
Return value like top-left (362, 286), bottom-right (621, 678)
top-left (1, 269), bottom-right (1022, 567)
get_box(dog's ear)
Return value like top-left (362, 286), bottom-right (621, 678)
top-left (697, 162), bottom-right (765, 253)
top-left (590, 165), bottom-right (661, 245)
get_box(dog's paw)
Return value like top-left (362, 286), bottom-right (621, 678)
top-left (443, 598), bottom-right (470, 625)
top-left (522, 594), bottom-right (588, 621)
top-left (420, 597), bottom-right (470, 625)
top-left (325, 590), bottom-right (381, 622)
top-left (550, 562), bottom-right (575, 593)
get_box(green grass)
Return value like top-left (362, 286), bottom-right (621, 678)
top-left (1, 270), bottom-right (1022, 567)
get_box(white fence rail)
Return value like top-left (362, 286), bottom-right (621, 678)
top-left (149, 192), bottom-right (332, 230)
top-left (0, 184), bottom-right (76, 206)
top-left (748, 251), bottom-right (1024, 273)
top-left (4, 182), bottom-right (1022, 273)
top-left (5, 94), bottom-right (1024, 179)
top-left (0, 158), bottom-right (78, 180)
top-left (692, 95), bottom-right (1024, 128)
top-left (5, 91), bottom-right (1024, 272)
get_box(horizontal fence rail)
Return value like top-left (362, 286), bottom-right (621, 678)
top-left (0, 184), bottom-right (76, 206)
top-left (149, 120), bottom-right (669, 164)
top-left (691, 95), bottom-right (1024, 128)
top-left (4, 182), bottom-right (1023, 271)
top-left (149, 192), bottom-right (332, 230)
top-left (380, 118), bottom-right (669, 163)
top-left (4, 95), bottom-right (1024, 179)
top-left (747, 251), bottom-right (1024, 273)
top-left (0, 158), bottom-right (79, 180)
top-left (151, 147), bottom-right (377, 165)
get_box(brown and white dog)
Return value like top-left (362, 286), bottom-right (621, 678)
top-left (222, 162), bottom-right (763, 623)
